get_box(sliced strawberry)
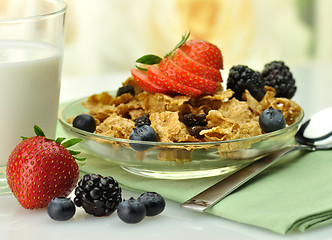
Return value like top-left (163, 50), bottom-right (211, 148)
top-left (147, 65), bottom-right (202, 96)
top-left (159, 58), bottom-right (218, 94)
top-left (171, 49), bottom-right (223, 82)
top-left (180, 40), bottom-right (223, 70)
top-left (131, 68), bottom-right (170, 94)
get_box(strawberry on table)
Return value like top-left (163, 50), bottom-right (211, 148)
top-left (6, 125), bottom-right (84, 209)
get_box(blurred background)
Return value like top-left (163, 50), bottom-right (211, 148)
top-left (61, 0), bottom-right (331, 116)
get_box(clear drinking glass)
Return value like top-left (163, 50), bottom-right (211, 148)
top-left (0, 0), bottom-right (67, 193)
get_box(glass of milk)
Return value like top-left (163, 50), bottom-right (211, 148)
top-left (0, 0), bottom-right (67, 193)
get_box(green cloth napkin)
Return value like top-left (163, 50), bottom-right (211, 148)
top-left (56, 123), bottom-right (332, 235)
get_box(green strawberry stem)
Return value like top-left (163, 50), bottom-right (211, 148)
top-left (22, 125), bottom-right (86, 161)
top-left (164, 32), bottom-right (190, 58)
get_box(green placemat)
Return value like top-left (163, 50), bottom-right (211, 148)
top-left (56, 123), bottom-right (332, 234)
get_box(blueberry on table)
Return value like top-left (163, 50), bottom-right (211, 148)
top-left (72, 114), bottom-right (96, 133)
top-left (47, 197), bottom-right (76, 221)
top-left (138, 192), bottom-right (165, 216)
top-left (259, 107), bottom-right (286, 133)
top-left (129, 125), bottom-right (157, 151)
top-left (117, 197), bottom-right (146, 224)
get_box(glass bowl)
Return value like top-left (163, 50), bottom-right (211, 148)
top-left (58, 96), bottom-right (304, 180)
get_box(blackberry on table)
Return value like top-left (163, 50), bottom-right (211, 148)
top-left (261, 61), bottom-right (296, 99)
top-left (227, 65), bottom-right (265, 101)
top-left (116, 85), bottom-right (135, 97)
top-left (74, 174), bottom-right (122, 217)
top-left (133, 114), bottom-right (151, 127)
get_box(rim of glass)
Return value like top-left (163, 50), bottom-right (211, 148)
top-left (58, 96), bottom-right (304, 147)
top-left (0, 0), bottom-right (67, 23)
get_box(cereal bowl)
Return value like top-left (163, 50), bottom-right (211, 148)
top-left (58, 94), bottom-right (304, 180)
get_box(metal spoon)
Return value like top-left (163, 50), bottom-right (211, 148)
top-left (181, 106), bottom-right (332, 212)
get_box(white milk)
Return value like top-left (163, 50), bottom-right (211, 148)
top-left (0, 40), bottom-right (61, 165)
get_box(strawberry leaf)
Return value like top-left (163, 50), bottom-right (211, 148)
top-left (69, 150), bottom-right (81, 156)
top-left (62, 138), bottom-right (83, 148)
top-left (34, 125), bottom-right (45, 137)
top-left (164, 32), bottom-right (190, 58)
top-left (136, 54), bottom-right (163, 65)
top-left (55, 137), bottom-right (66, 144)
top-left (73, 156), bottom-right (86, 161)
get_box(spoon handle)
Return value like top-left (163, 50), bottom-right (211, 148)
top-left (181, 145), bottom-right (299, 212)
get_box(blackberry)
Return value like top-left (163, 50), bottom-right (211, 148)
top-left (74, 174), bottom-right (122, 217)
top-left (133, 114), bottom-right (151, 127)
top-left (182, 113), bottom-right (207, 127)
top-left (116, 85), bottom-right (135, 97)
top-left (261, 61), bottom-right (296, 99)
top-left (227, 65), bottom-right (265, 101)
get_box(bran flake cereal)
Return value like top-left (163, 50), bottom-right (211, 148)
top-left (75, 77), bottom-right (301, 145)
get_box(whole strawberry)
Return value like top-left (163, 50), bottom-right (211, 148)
top-left (6, 125), bottom-right (84, 209)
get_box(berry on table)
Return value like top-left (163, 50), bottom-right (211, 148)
top-left (74, 174), bottom-right (122, 217)
top-left (137, 192), bottom-right (165, 216)
top-left (73, 114), bottom-right (96, 133)
top-left (116, 85), bottom-right (135, 97)
top-left (129, 125), bottom-right (158, 151)
top-left (117, 197), bottom-right (146, 224)
top-left (47, 197), bottom-right (76, 221)
top-left (6, 125), bottom-right (83, 209)
top-left (259, 107), bottom-right (286, 133)
top-left (261, 61), bottom-right (297, 99)
top-left (227, 65), bottom-right (265, 101)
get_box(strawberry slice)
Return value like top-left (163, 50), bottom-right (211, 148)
top-left (131, 68), bottom-right (170, 94)
top-left (171, 49), bottom-right (223, 82)
top-left (180, 40), bottom-right (223, 70)
top-left (147, 65), bottom-right (202, 96)
top-left (159, 58), bottom-right (218, 94)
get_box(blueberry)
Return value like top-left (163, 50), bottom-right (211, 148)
top-left (138, 192), bottom-right (165, 216)
top-left (259, 107), bottom-right (286, 133)
top-left (73, 114), bottom-right (96, 133)
top-left (129, 125), bottom-right (157, 151)
top-left (47, 197), bottom-right (76, 221)
top-left (116, 85), bottom-right (135, 97)
top-left (117, 197), bottom-right (146, 224)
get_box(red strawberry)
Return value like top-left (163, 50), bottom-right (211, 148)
top-left (6, 125), bottom-right (84, 209)
top-left (131, 68), bottom-right (170, 94)
top-left (170, 49), bottom-right (223, 82)
top-left (159, 58), bottom-right (218, 94)
top-left (180, 39), bottom-right (223, 70)
top-left (147, 65), bottom-right (202, 96)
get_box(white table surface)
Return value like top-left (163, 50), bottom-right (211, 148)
top-left (1, 65), bottom-right (332, 240)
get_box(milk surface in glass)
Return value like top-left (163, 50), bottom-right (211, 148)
top-left (0, 40), bottom-right (61, 165)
